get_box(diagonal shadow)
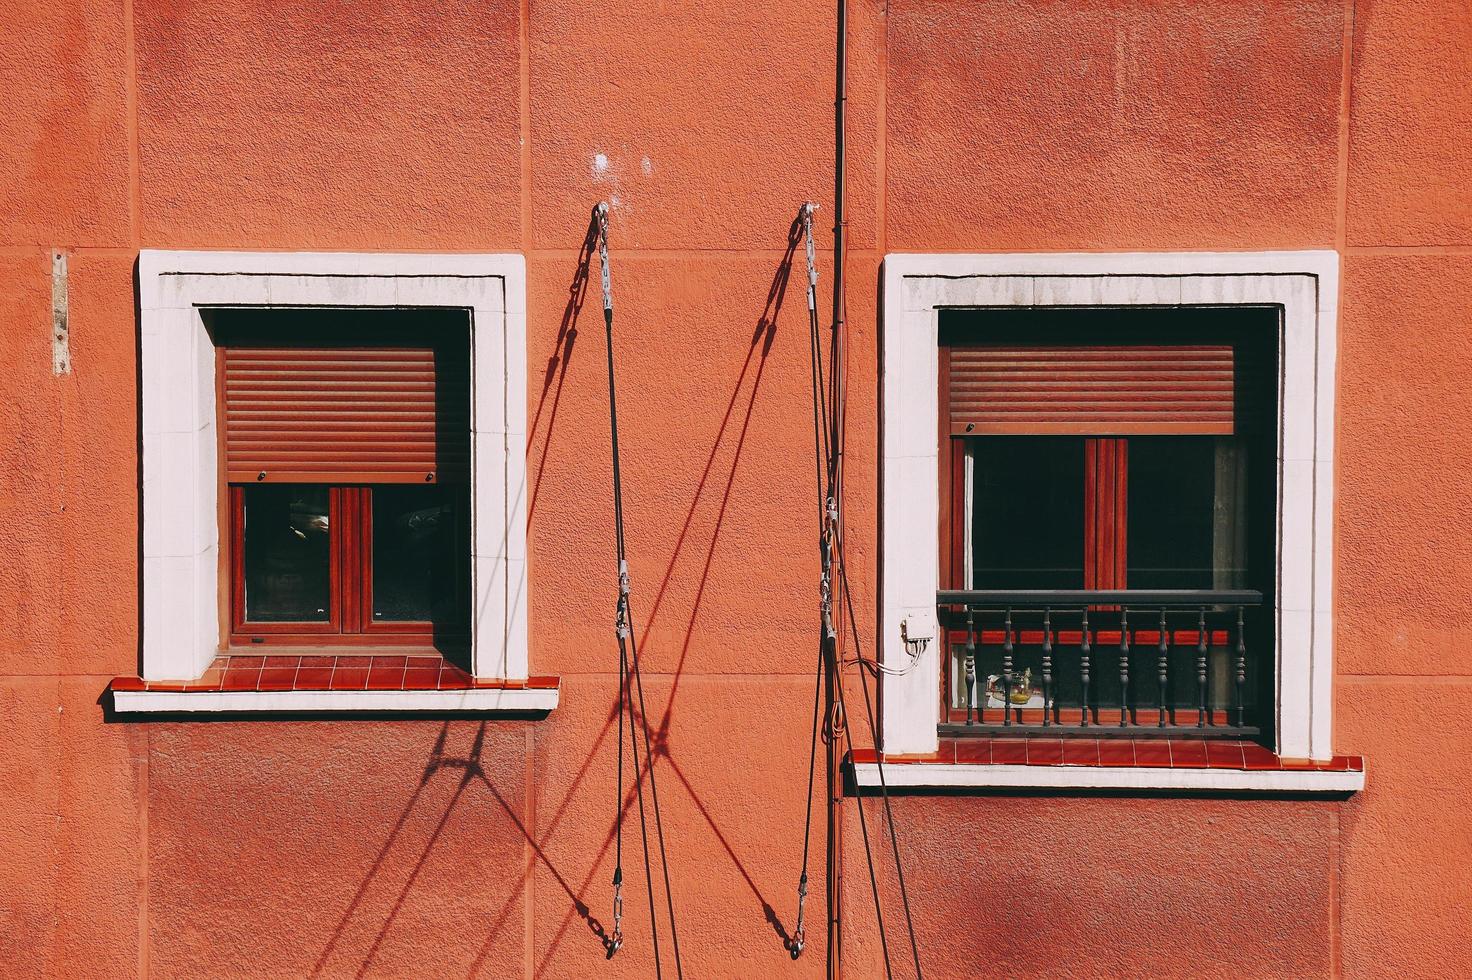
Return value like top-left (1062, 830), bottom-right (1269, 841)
top-left (535, 216), bottom-right (805, 969)
top-left (310, 724), bottom-right (456, 979)
top-left (528, 214), bottom-right (598, 521)
top-left (647, 217), bottom-right (798, 737)
top-left (315, 218), bottom-right (808, 977)
top-left (351, 727), bottom-right (490, 980)
top-left (633, 212), bottom-right (801, 712)
top-left (313, 722), bottom-right (614, 979)
top-left (662, 752), bottom-right (793, 948)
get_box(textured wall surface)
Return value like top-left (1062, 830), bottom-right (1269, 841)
top-left (2, 0), bottom-right (1470, 977)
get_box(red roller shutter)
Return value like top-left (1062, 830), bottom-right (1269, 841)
top-left (222, 345), bottom-right (469, 484)
top-left (947, 345), bottom-right (1237, 436)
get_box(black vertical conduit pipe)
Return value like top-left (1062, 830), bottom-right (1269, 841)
top-left (825, 2), bottom-right (849, 978)
top-left (825, 2), bottom-right (923, 975)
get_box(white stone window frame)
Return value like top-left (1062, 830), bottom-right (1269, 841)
top-left (137, 251), bottom-right (530, 695)
top-left (877, 251), bottom-right (1348, 788)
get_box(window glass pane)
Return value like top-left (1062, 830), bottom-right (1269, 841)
top-left (242, 485), bottom-right (331, 622)
top-left (1126, 436), bottom-right (1244, 589)
top-left (970, 437), bottom-right (1085, 589)
top-left (372, 485), bottom-right (462, 623)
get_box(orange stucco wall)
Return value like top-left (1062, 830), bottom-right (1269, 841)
top-left (2, 1), bottom-right (1470, 977)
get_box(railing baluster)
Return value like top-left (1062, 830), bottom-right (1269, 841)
top-left (1235, 605), bottom-right (1247, 728)
top-left (933, 589), bottom-right (1263, 736)
top-left (964, 606), bottom-right (976, 726)
top-left (1001, 607), bottom-right (1014, 727)
top-left (1080, 607), bottom-right (1091, 727)
top-left (1041, 608), bottom-right (1053, 727)
top-left (1196, 606), bottom-right (1208, 728)
top-left (1119, 607), bottom-right (1130, 728)
top-left (1157, 607), bottom-right (1169, 728)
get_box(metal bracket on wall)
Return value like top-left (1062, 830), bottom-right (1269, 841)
top-left (52, 249), bottom-right (70, 375)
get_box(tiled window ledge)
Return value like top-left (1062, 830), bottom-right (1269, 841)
top-left (849, 739), bottom-right (1364, 794)
top-left (109, 654), bottom-right (558, 716)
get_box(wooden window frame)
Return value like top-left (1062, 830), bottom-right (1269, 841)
top-left (882, 253), bottom-right (1341, 768)
top-left (227, 484), bottom-right (468, 649)
top-left (138, 251), bottom-right (530, 690)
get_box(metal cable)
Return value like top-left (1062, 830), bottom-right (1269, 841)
top-left (792, 636), bottom-right (823, 959)
top-left (792, 203), bottom-right (829, 958)
top-left (597, 203), bottom-right (684, 978)
top-left (837, 535), bottom-right (924, 979)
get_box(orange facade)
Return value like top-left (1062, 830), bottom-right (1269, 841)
top-left (2, 1), bottom-right (1470, 977)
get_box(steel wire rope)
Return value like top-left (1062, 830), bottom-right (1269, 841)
top-left (596, 202), bottom-right (684, 978)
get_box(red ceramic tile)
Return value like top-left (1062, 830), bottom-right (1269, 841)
top-left (329, 667), bottom-right (369, 691)
top-left (437, 666), bottom-right (474, 690)
top-left (1061, 739), bottom-right (1100, 766)
top-left (991, 739), bottom-right (1028, 765)
top-left (403, 667), bottom-right (440, 691)
top-left (369, 655), bottom-right (408, 669)
top-left (221, 669), bottom-right (261, 692)
top-left (913, 740), bottom-right (955, 764)
top-left (1205, 740), bottom-right (1247, 770)
top-left (953, 738), bottom-right (992, 764)
top-left (528, 675), bottom-right (560, 689)
top-left (111, 676), bottom-right (146, 692)
top-left (1240, 742), bottom-right (1281, 771)
top-left (366, 666), bottom-right (406, 691)
top-left (263, 655), bottom-right (301, 668)
top-left (257, 667), bottom-right (298, 692)
top-left (1345, 755), bottom-right (1365, 772)
top-left (208, 656), bottom-right (229, 670)
top-left (169, 669), bottom-right (224, 692)
top-left (1025, 739), bottom-right (1064, 766)
top-left (1169, 740), bottom-right (1210, 769)
top-left (333, 655), bottom-right (373, 669)
top-left (889, 751), bottom-right (951, 765)
top-left (1323, 755), bottom-right (1352, 772)
top-left (299, 655), bottom-right (338, 668)
top-left (1133, 740), bottom-right (1172, 768)
top-left (1097, 740), bottom-right (1136, 766)
top-left (1279, 756), bottom-right (1321, 771)
top-left (146, 681), bottom-right (191, 692)
top-left (226, 655), bottom-right (265, 669)
top-left (294, 667), bottom-right (334, 689)
top-left (849, 748), bottom-right (879, 764)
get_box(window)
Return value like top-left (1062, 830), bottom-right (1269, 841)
top-left (132, 251), bottom-right (542, 709)
top-left (212, 309), bottom-right (471, 656)
top-left (878, 253), bottom-right (1342, 776)
top-left (937, 308), bottom-right (1277, 737)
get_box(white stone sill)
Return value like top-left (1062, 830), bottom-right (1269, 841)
top-left (852, 762), bottom-right (1363, 794)
top-left (111, 687), bottom-right (559, 715)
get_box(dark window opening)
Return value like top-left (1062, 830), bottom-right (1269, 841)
top-left (211, 308), bottom-right (471, 660)
top-left (938, 306), bottom-right (1278, 740)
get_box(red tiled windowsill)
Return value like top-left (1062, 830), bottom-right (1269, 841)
top-left (108, 655), bottom-right (560, 716)
top-left (849, 737), bottom-right (1363, 775)
top-left (111, 654), bottom-right (559, 695)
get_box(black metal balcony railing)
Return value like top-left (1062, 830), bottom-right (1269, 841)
top-left (937, 590), bottom-right (1266, 738)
